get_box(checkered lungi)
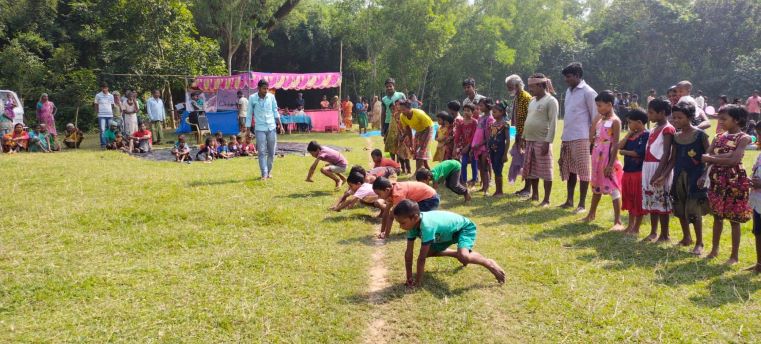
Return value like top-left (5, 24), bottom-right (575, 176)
top-left (522, 141), bottom-right (553, 181)
top-left (559, 139), bottom-right (591, 182)
top-left (413, 127), bottom-right (432, 160)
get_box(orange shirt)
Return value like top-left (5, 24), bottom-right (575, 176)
top-left (391, 182), bottom-right (437, 205)
top-left (376, 158), bottom-right (400, 169)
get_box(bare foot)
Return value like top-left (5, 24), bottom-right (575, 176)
top-left (531, 196), bottom-right (540, 202)
top-left (573, 207), bottom-right (587, 215)
top-left (656, 235), bottom-right (671, 243)
top-left (610, 223), bottom-right (626, 231)
top-left (625, 230), bottom-right (640, 237)
top-left (464, 192), bottom-right (472, 203)
top-left (335, 180), bottom-right (344, 189)
top-left (643, 233), bottom-right (658, 242)
top-left (492, 192), bottom-right (504, 197)
top-left (539, 201), bottom-right (550, 208)
top-left (580, 215), bottom-right (595, 223)
top-left (691, 244), bottom-right (704, 256)
top-left (377, 232), bottom-right (386, 239)
top-left (559, 202), bottom-right (573, 209)
top-left (516, 190), bottom-right (530, 197)
top-left (705, 252), bottom-right (718, 259)
top-left (677, 238), bottom-right (693, 247)
top-left (485, 259), bottom-right (506, 284)
top-left (724, 258), bottom-right (739, 266)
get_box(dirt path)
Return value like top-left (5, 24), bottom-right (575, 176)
top-left (362, 137), bottom-right (390, 344)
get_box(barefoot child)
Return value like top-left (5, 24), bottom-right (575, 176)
top-left (306, 140), bottom-right (348, 189)
top-left (240, 135), bottom-right (258, 156)
top-left (642, 99), bottom-right (675, 242)
top-left (393, 200), bottom-right (505, 287)
top-left (433, 112), bottom-right (452, 162)
top-left (489, 101), bottom-right (511, 196)
top-left (583, 91), bottom-right (624, 230)
top-left (172, 134), bottom-right (191, 162)
top-left (702, 105), bottom-right (752, 265)
top-left (330, 170), bottom-right (380, 212)
top-left (373, 177), bottom-right (439, 239)
top-left (472, 98), bottom-right (495, 195)
top-left (748, 121), bottom-right (761, 273)
top-left (618, 109), bottom-right (650, 236)
top-left (371, 148), bottom-right (401, 175)
top-left (667, 102), bottom-right (709, 255)
top-left (415, 160), bottom-right (472, 202)
top-left (454, 104), bottom-right (479, 186)
top-left (394, 101), bottom-right (412, 174)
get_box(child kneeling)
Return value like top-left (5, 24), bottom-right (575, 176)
top-left (415, 160), bottom-right (471, 202)
top-left (393, 199), bottom-right (505, 287)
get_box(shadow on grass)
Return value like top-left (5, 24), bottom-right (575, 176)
top-left (187, 178), bottom-right (248, 187)
top-left (346, 272), bottom-right (499, 304)
top-left (323, 213), bottom-right (381, 224)
top-left (689, 271), bottom-right (761, 307)
top-left (571, 231), bottom-right (697, 271)
top-left (655, 257), bottom-right (731, 287)
top-left (532, 222), bottom-right (604, 241)
top-left (337, 231), bottom-right (406, 246)
top-left (276, 190), bottom-right (334, 199)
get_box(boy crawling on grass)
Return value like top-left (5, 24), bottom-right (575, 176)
top-left (330, 168), bottom-right (381, 212)
top-left (393, 199), bottom-right (506, 287)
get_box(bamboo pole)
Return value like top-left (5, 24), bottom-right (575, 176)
top-left (165, 81), bottom-right (176, 129)
top-left (338, 40), bottom-right (343, 127)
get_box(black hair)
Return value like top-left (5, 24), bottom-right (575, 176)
top-left (349, 165), bottom-right (367, 177)
top-left (627, 109), bottom-right (648, 124)
top-left (415, 168), bottom-right (433, 182)
top-left (719, 95), bottom-right (729, 103)
top-left (462, 103), bottom-right (476, 112)
top-left (384, 78), bottom-right (395, 85)
top-left (398, 100), bottom-right (412, 109)
top-left (372, 176), bottom-right (392, 191)
top-left (623, 92), bottom-right (630, 96)
top-left (494, 101), bottom-right (508, 114)
top-left (719, 104), bottom-right (748, 128)
top-left (257, 79), bottom-right (269, 88)
top-left (347, 172), bottom-right (365, 184)
top-left (392, 199), bottom-right (420, 217)
top-left (649, 89), bottom-right (656, 94)
top-left (447, 100), bottom-right (461, 112)
top-left (436, 111), bottom-right (454, 124)
top-left (594, 90), bottom-right (615, 104)
top-left (371, 148), bottom-right (383, 158)
top-left (462, 78), bottom-right (476, 87)
top-left (237, 91), bottom-right (243, 96)
top-left (204, 137), bottom-right (213, 146)
top-left (100, 82), bottom-right (109, 88)
top-left (648, 99), bottom-right (672, 117)
top-left (561, 62), bottom-right (583, 78)
top-left (672, 101), bottom-right (696, 119)
top-left (478, 97), bottom-right (495, 110)
top-left (306, 140), bottom-right (321, 152)
top-left (667, 85), bottom-right (677, 93)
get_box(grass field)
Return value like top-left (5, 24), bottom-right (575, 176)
top-left (2, 120), bottom-right (761, 342)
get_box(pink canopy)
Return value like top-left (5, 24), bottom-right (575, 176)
top-left (193, 72), bottom-right (341, 92)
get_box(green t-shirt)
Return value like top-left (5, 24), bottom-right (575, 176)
top-left (431, 160), bottom-right (461, 183)
top-left (381, 91), bottom-right (406, 124)
top-left (406, 210), bottom-right (476, 244)
top-left (104, 129), bottom-right (117, 143)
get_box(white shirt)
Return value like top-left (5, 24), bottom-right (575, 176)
top-left (562, 80), bottom-right (598, 141)
top-left (146, 97), bottom-right (165, 121)
top-left (695, 95), bottom-right (705, 109)
top-left (238, 96), bottom-right (249, 118)
top-left (94, 92), bottom-right (115, 117)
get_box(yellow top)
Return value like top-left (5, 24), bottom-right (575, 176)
top-left (400, 109), bottom-right (434, 132)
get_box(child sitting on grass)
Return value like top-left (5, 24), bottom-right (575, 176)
top-left (371, 148), bottom-right (401, 175)
top-left (393, 200), bottom-right (505, 287)
top-left (331, 169), bottom-right (381, 212)
top-left (113, 132), bottom-right (129, 152)
top-left (415, 160), bottom-right (471, 202)
top-left (240, 135), bottom-right (258, 156)
top-left (228, 135), bottom-right (241, 156)
top-left (216, 137), bottom-right (235, 159)
top-left (306, 140), bottom-right (348, 189)
top-left (172, 135), bottom-right (191, 162)
top-left (195, 137), bottom-right (216, 162)
top-left (373, 177), bottom-right (439, 239)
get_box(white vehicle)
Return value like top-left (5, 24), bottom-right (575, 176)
top-left (0, 90), bottom-right (24, 125)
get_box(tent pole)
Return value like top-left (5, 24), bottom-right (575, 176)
top-left (248, 28), bottom-right (253, 72)
top-left (338, 40), bottom-right (343, 127)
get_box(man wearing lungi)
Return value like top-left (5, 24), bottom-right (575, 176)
top-left (522, 73), bottom-right (558, 207)
top-left (505, 74), bottom-right (533, 197)
top-left (559, 62), bottom-right (598, 213)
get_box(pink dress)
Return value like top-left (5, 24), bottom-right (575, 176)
top-left (471, 113), bottom-right (494, 158)
top-left (36, 101), bottom-right (57, 135)
top-left (591, 117), bottom-right (623, 195)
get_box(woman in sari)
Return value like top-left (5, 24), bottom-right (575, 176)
top-left (36, 93), bottom-right (58, 136)
top-left (371, 96), bottom-right (382, 130)
top-left (122, 91), bottom-right (139, 136)
top-left (3, 123), bottom-right (29, 153)
top-left (1, 96), bottom-right (16, 136)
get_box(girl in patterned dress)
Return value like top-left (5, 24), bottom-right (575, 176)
top-left (394, 104), bottom-right (413, 175)
top-left (454, 104), bottom-right (479, 186)
top-left (472, 98), bottom-right (496, 195)
top-left (642, 99), bottom-right (675, 243)
top-left (583, 91), bottom-right (624, 230)
top-left (489, 101), bottom-right (510, 196)
top-left (702, 105), bottom-right (752, 265)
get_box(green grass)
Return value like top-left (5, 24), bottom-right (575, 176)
top-left (2, 120), bottom-right (761, 342)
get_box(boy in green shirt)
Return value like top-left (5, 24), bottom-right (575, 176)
top-left (415, 160), bottom-right (471, 202)
top-left (393, 200), bottom-right (505, 287)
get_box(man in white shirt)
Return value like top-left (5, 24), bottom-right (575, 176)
top-left (559, 62), bottom-right (597, 213)
top-left (146, 90), bottom-right (166, 144)
top-left (237, 90), bottom-right (249, 128)
top-left (94, 83), bottom-right (115, 148)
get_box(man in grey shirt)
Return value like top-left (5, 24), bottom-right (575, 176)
top-left (462, 77), bottom-right (485, 115)
top-left (559, 62), bottom-right (598, 213)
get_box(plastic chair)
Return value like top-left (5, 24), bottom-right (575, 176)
top-left (185, 116), bottom-right (210, 144)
